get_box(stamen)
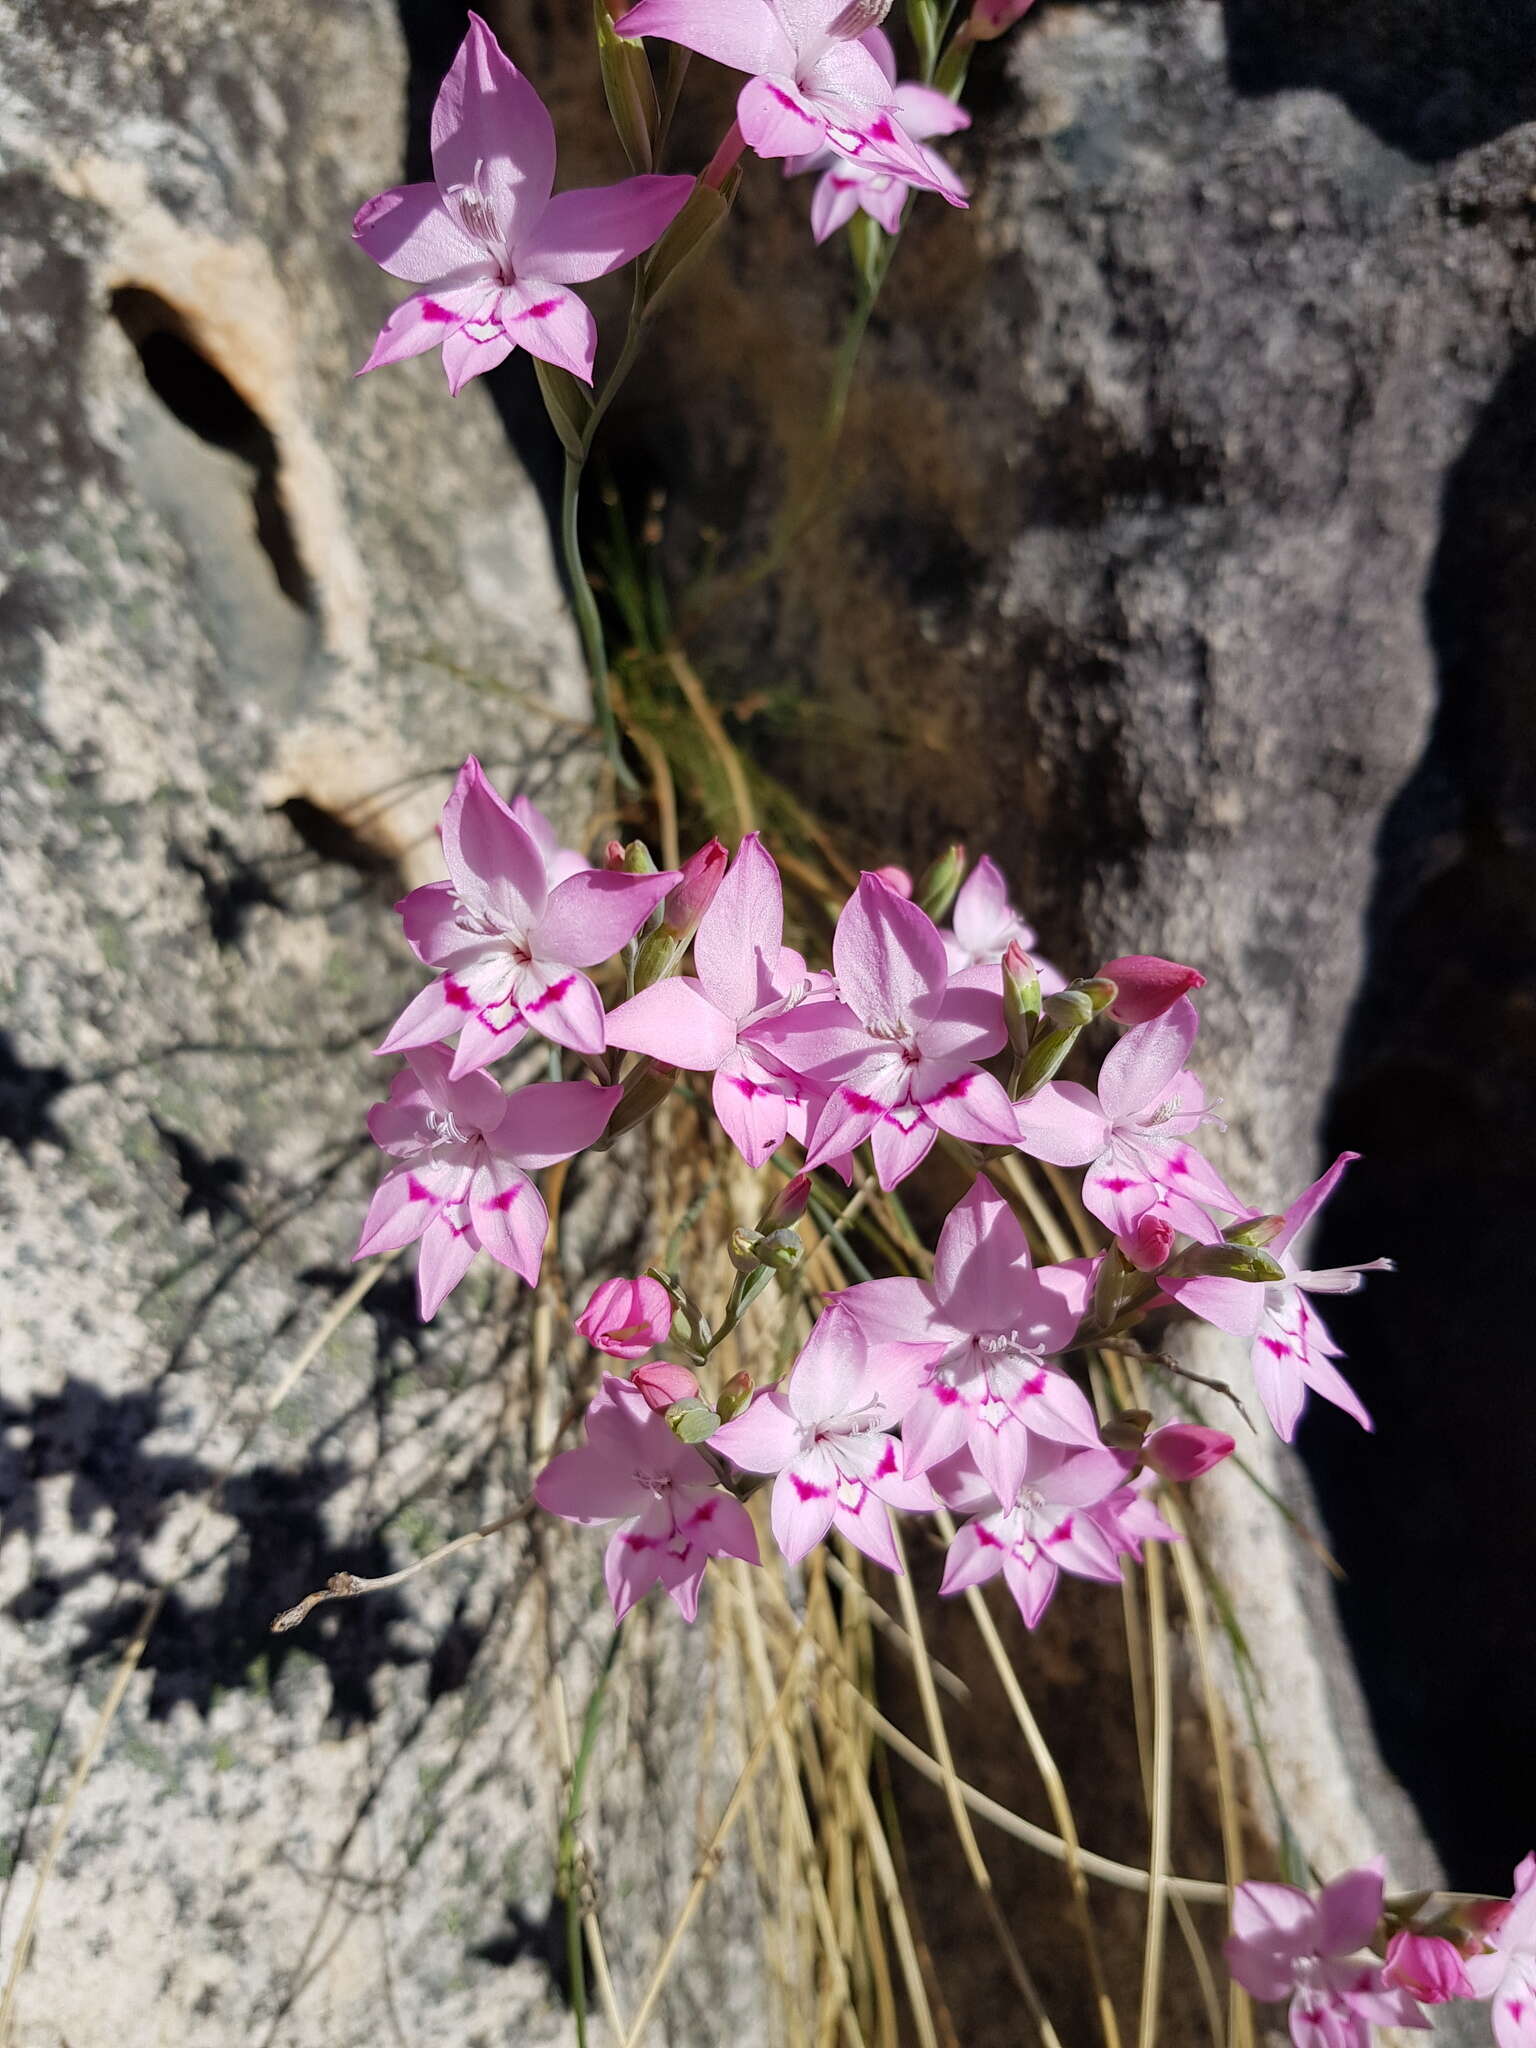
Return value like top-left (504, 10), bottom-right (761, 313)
top-left (826, 0), bottom-right (891, 39)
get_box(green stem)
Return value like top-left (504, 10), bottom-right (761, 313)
top-left (561, 447), bottom-right (634, 792)
top-left (559, 1630), bottom-right (623, 2046)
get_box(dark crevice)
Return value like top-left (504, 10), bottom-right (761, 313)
top-left (275, 797), bottom-right (403, 890)
top-left (0, 1032), bottom-right (72, 1159)
top-left (110, 286), bottom-right (314, 610)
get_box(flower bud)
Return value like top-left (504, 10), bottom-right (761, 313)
top-left (1077, 977), bottom-right (1120, 1015)
top-left (1139, 1422), bottom-right (1235, 1482)
top-left (1099, 1408), bottom-right (1153, 1455)
top-left (964, 0), bottom-right (1037, 40)
top-left (1224, 1213), bottom-right (1284, 1248)
top-left (1017, 1018), bottom-right (1082, 1095)
top-left (666, 1396), bottom-right (721, 1443)
top-left (1092, 1245), bottom-right (1131, 1329)
top-left (621, 839), bottom-right (658, 875)
top-left (533, 357), bottom-right (592, 461)
top-left (1383, 1932), bottom-right (1474, 2005)
top-left (1043, 987), bottom-right (1095, 1032)
top-left (728, 1226), bottom-right (763, 1274)
top-left (603, 840), bottom-right (627, 870)
top-left (633, 1359), bottom-right (701, 1411)
top-left (868, 864), bottom-right (913, 899)
top-left (756, 1227), bottom-right (804, 1271)
top-left (592, 1057), bottom-right (678, 1147)
top-left (576, 1275), bottom-right (674, 1359)
top-left (661, 838), bottom-right (727, 940)
top-left (1095, 954), bottom-right (1206, 1026)
top-left (1118, 1213), bottom-right (1174, 1273)
top-left (1165, 1243), bottom-right (1285, 1286)
top-left (644, 174), bottom-right (738, 312)
top-left (716, 1370), bottom-right (754, 1423)
top-left (1003, 940), bottom-right (1041, 1056)
top-left (758, 1173), bottom-right (812, 1231)
top-left (595, 0), bottom-right (659, 172)
top-left (915, 843), bottom-right (967, 924)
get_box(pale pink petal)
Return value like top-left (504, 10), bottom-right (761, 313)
top-left (441, 318), bottom-right (513, 394)
top-left (809, 169), bottom-right (863, 242)
top-left (415, 1214), bottom-right (479, 1318)
top-left (494, 1079), bottom-right (620, 1168)
top-left (604, 978), bottom-right (734, 1070)
top-left (397, 881), bottom-right (477, 967)
top-left (802, 1082), bottom-right (896, 1168)
top-left (1493, 1959), bottom-right (1536, 2048)
top-left (535, 1442), bottom-right (650, 1524)
top-left (859, 174), bottom-right (907, 236)
top-left (950, 857), bottom-right (1011, 956)
top-left (694, 833), bottom-right (785, 1020)
top-left (498, 279), bottom-right (600, 384)
top-left (834, 874), bottom-right (948, 1027)
top-left (1162, 1271), bottom-right (1268, 1338)
top-left (786, 1308), bottom-right (871, 1427)
top-left (871, 1108), bottom-right (936, 1187)
top-left (617, 0), bottom-right (795, 74)
top-left (604, 1521), bottom-right (662, 1621)
top-left (447, 1002), bottom-right (529, 1075)
top-left (971, 1415), bottom-right (1031, 1511)
top-left (939, 1515), bottom-right (1009, 1593)
top-left (538, 867), bottom-right (679, 967)
top-left (836, 1274), bottom-right (940, 1346)
top-left (468, 1154), bottom-right (545, 1283)
top-left (932, 1180), bottom-right (1029, 1331)
top-left (355, 1167), bottom-right (436, 1258)
top-left (1014, 1081), bottom-right (1108, 1166)
top-left (1097, 995), bottom-right (1199, 1123)
top-left (712, 1063), bottom-right (792, 1168)
top-left (738, 73), bottom-right (829, 158)
top-left (1272, 1151), bottom-right (1362, 1257)
top-left (441, 758), bottom-right (547, 929)
top-left (691, 1490), bottom-right (761, 1566)
top-left (376, 974), bottom-right (478, 1057)
top-left (919, 1066), bottom-right (1019, 1145)
top-left (509, 961), bottom-right (608, 1055)
top-left (1314, 1863), bottom-right (1385, 1959)
top-left (516, 175), bottom-right (696, 283)
top-left (771, 1450), bottom-right (838, 1562)
top-left (891, 81), bottom-right (972, 141)
top-left (747, 998), bottom-right (879, 1081)
top-left (712, 1388), bottom-right (803, 1474)
top-left (1002, 1550), bottom-right (1059, 1628)
top-left (914, 975), bottom-right (1008, 1062)
top-left (1016, 1260), bottom-right (1096, 1354)
top-left (1301, 1347), bottom-right (1373, 1433)
top-left (860, 24), bottom-right (897, 85)
top-left (1160, 1141), bottom-right (1247, 1216)
top-left (352, 183), bottom-right (487, 283)
top-left (357, 286), bottom-right (488, 374)
top-left (900, 1386), bottom-right (971, 1477)
top-left (431, 14), bottom-right (555, 260)
top-left (1252, 1327), bottom-right (1308, 1441)
top-left (831, 1487), bottom-right (901, 1570)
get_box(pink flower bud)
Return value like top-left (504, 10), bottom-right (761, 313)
top-left (1383, 1932), bottom-right (1474, 2004)
top-left (603, 840), bottom-right (627, 870)
top-left (576, 1276), bottom-right (674, 1360)
top-left (868, 865), bottom-right (913, 898)
top-left (1095, 954), bottom-right (1207, 1026)
top-left (966, 0), bottom-right (1037, 40)
top-left (1119, 1213), bottom-right (1174, 1273)
top-left (1139, 1422), bottom-right (1235, 1483)
top-left (631, 1360), bottom-right (701, 1411)
top-left (662, 837), bottom-right (728, 938)
top-left (758, 1172), bottom-right (813, 1230)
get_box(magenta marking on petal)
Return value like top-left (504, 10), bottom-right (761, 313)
top-left (1021, 1370), bottom-right (1047, 1398)
top-left (841, 1087), bottom-right (887, 1115)
top-left (1508, 2001), bottom-right (1526, 2024)
top-left (975, 1523), bottom-right (1005, 1551)
top-left (872, 1441), bottom-right (898, 1480)
top-left (1099, 1174), bottom-right (1138, 1192)
top-left (768, 83), bottom-right (801, 111)
top-left (689, 1497), bottom-right (718, 1526)
top-left (1260, 1335), bottom-right (1293, 1359)
top-left (726, 1074), bottom-right (772, 1100)
top-left (444, 978), bottom-right (474, 1011)
top-left (510, 297), bottom-right (562, 323)
top-left (1166, 1153), bottom-right (1191, 1176)
top-left (486, 1183), bottom-right (520, 1213)
top-left (406, 1175), bottom-right (435, 1203)
top-left (790, 1474), bottom-right (831, 1503)
top-left (1044, 1515), bottom-right (1074, 1547)
top-left (523, 973), bottom-right (577, 1016)
top-left (869, 115), bottom-right (896, 142)
top-left (420, 299), bottom-right (459, 324)
top-left (933, 1381), bottom-right (961, 1406)
top-left (924, 1073), bottom-right (974, 1106)
top-left (622, 1529), bottom-right (659, 1553)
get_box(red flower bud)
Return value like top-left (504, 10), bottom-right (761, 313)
top-left (1119, 1213), bottom-right (1174, 1273)
top-left (662, 838), bottom-right (728, 939)
top-left (1139, 1422), bottom-right (1235, 1483)
top-left (1095, 955), bottom-right (1206, 1026)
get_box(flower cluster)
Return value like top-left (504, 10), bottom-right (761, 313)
top-left (1226, 1855), bottom-right (1536, 2047)
top-left (355, 758), bottom-right (1397, 1629)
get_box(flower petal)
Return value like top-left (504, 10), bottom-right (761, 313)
top-left (694, 833), bottom-right (786, 1021)
top-left (771, 1451), bottom-right (838, 1562)
top-left (618, 0), bottom-right (795, 74)
top-left (712, 1062), bottom-right (793, 1168)
top-left (415, 1214), bottom-right (479, 1318)
top-left (834, 873), bottom-right (948, 1028)
top-left (441, 318), bottom-right (514, 394)
top-left (871, 1107), bottom-right (936, 1187)
top-left (1272, 1150), bottom-right (1361, 1258)
top-left (535, 1442), bottom-right (650, 1525)
top-left (498, 278), bottom-right (600, 384)
top-left (516, 175), bottom-right (696, 283)
top-left (1096, 994), bottom-right (1199, 1124)
top-left (357, 286), bottom-right (487, 375)
top-left (711, 1388), bottom-right (803, 1474)
top-left (809, 169), bottom-right (863, 242)
top-left (431, 13), bottom-right (555, 261)
top-left (1014, 1081), bottom-right (1108, 1166)
top-left (931, 1180), bottom-right (1029, 1332)
top-left (469, 1155), bottom-right (545, 1283)
top-left (355, 1166), bottom-right (436, 1258)
top-left (441, 757), bottom-right (548, 930)
top-left (509, 961), bottom-right (608, 1055)
top-left (352, 182), bottom-right (487, 283)
top-left (1314, 1863), bottom-right (1385, 1959)
top-left (493, 1079), bottom-right (620, 1169)
top-left (738, 72), bottom-right (830, 158)
top-left (537, 867), bottom-right (678, 967)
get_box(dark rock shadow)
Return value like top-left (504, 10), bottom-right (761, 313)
top-left (1223, 0), bottom-right (1536, 163)
top-left (1304, 340), bottom-right (1536, 1892)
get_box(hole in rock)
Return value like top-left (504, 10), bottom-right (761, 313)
top-left (110, 286), bottom-right (313, 610)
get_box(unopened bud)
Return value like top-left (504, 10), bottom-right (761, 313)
top-left (631, 926), bottom-right (680, 991)
top-left (758, 1173), bottom-right (812, 1231)
top-left (1165, 1243), bottom-right (1285, 1286)
top-left (1077, 976), bottom-right (1120, 1015)
top-left (756, 1227), bottom-right (804, 1272)
top-left (1224, 1213), bottom-right (1284, 1248)
top-left (1095, 954), bottom-right (1206, 1027)
top-left (661, 838), bottom-right (727, 941)
top-left (533, 356), bottom-right (592, 461)
top-left (593, 1057), bottom-right (677, 1146)
top-left (1043, 987), bottom-right (1095, 1031)
top-left (868, 864), bottom-right (913, 898)
top-left (716, 1370), bottom-right (754, 1423)
top-left (644, 174), bottom-right (738, 312)
top-left (1003, 940), bottom-right (1042, 1056)
top-left (964, 0), bottom-right (1038, 40)
top-left (603, 840), bottom-right (627, 870)
top-left (1119, 1213), bottom-right (1174, 1273)
top-left (1140, 1421), bottom-right (1235, 1482)
top-left (621, 839), bottom-right (658, 875)
top-left (633, 1360), bottom-right (700, 1411)
top-left (1099, 1409), bottom-right (1153, 1456)
top-left (728, 1226), bottom-right (763, 1274)
top-left (1093, 1245), bottom-right (1131, 1329)
top-left (595, 0), bottom-right (659, 172)
top-left (666, 1396), bottom-right (720, 1443)
top-left (1018, 1020), bottom-right (1083, 1097)
top-left (915, 843), bottom-right (967, 924)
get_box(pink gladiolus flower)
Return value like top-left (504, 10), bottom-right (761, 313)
top-left (1013, 996), bottom-right (1243, 1238)
top-left (1096, 954), bottom-right (1207, 1026)
top-left (753, 873), bottom-right (1018, 1189)
top-left (352, 13), bottom-right (693, 388)
top-left (632, 1360), bottom-right (700, 1411)
top-left (604, 834), bottom-right (812, 1167)
top-left (838, 1179), bottom-right (1100, 1506)
top-left (576, 1275), bottom-right (674, 1358)
top-left (356, 1048), bottom-right (618, 1318)
top-left (1137, 1421), bottom-right (1235, 1482)
top-left (1224, 1865), bottom-right (1428, 2047)
top-left (380, 758), bottom-right (677, 1071)
top-left (1383, 1932), bottom-right (1474, 2006)
top-left (710, 1301), bottom-right (941, 1570)
top-left (1464, 1853), bottom-right (1536, 2045)
top-left (534, 1373), bottom-right (759, 1620)
top-left (932, 1439), bottom-right (1135, 1628)
top-left (618, 0), bottom-right (967, 203)
top-left (1244, 1152), bottom-right (1393, 1441)
top-left (941, 854), bottom-right (1063, 988)
top-left (784, 31), bottom-right (969, 242)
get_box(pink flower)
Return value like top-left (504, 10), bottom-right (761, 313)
top-left (1465, 1853), bottom-right (1536, 2045)
top-left (1013, 996), bottom-right (1243, 1239)
top-left (632, 1360), bottom-right (701, 1411)
top-left (352, 13), bottom-right (693, 389)
top-left (618, 0), bottom-right (967, 203)
top-left (710, 1300), bottom-right (941, 1570)
top-left (784, 31), bottom-right (969, 241)
top-left (1224, 1866), bottom-right (1428, 2047)
top-left (838, 1179), bottom-right (1100, 1506)
top-left (1096, 954), bottom-right (1206, 1027)
top-left (1383, 1932), bottom-right (1474, 2006)
top-left (1245, 1152), bottom-right (1393, 1441)
top-left (380, 758), bottom-right (677, 1071)
top-left (534, 1374), bottom-right (759, 1621)
top-left (932, 1440), bottom-right (1135, 1628)
top-left (576, 1275), bottom-right (674, 1358)
top-left (940, 854), bottom-right (1063, 987)
top-left (753, 874), bottom-right (1018, 1189)
top-left (604, 833), bottom-right (811, 1167)
top-left (355, 1048), bottom-right (618, 1318)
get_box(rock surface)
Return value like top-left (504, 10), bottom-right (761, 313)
top-left (0, 3), bottom-right (763, 2042)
